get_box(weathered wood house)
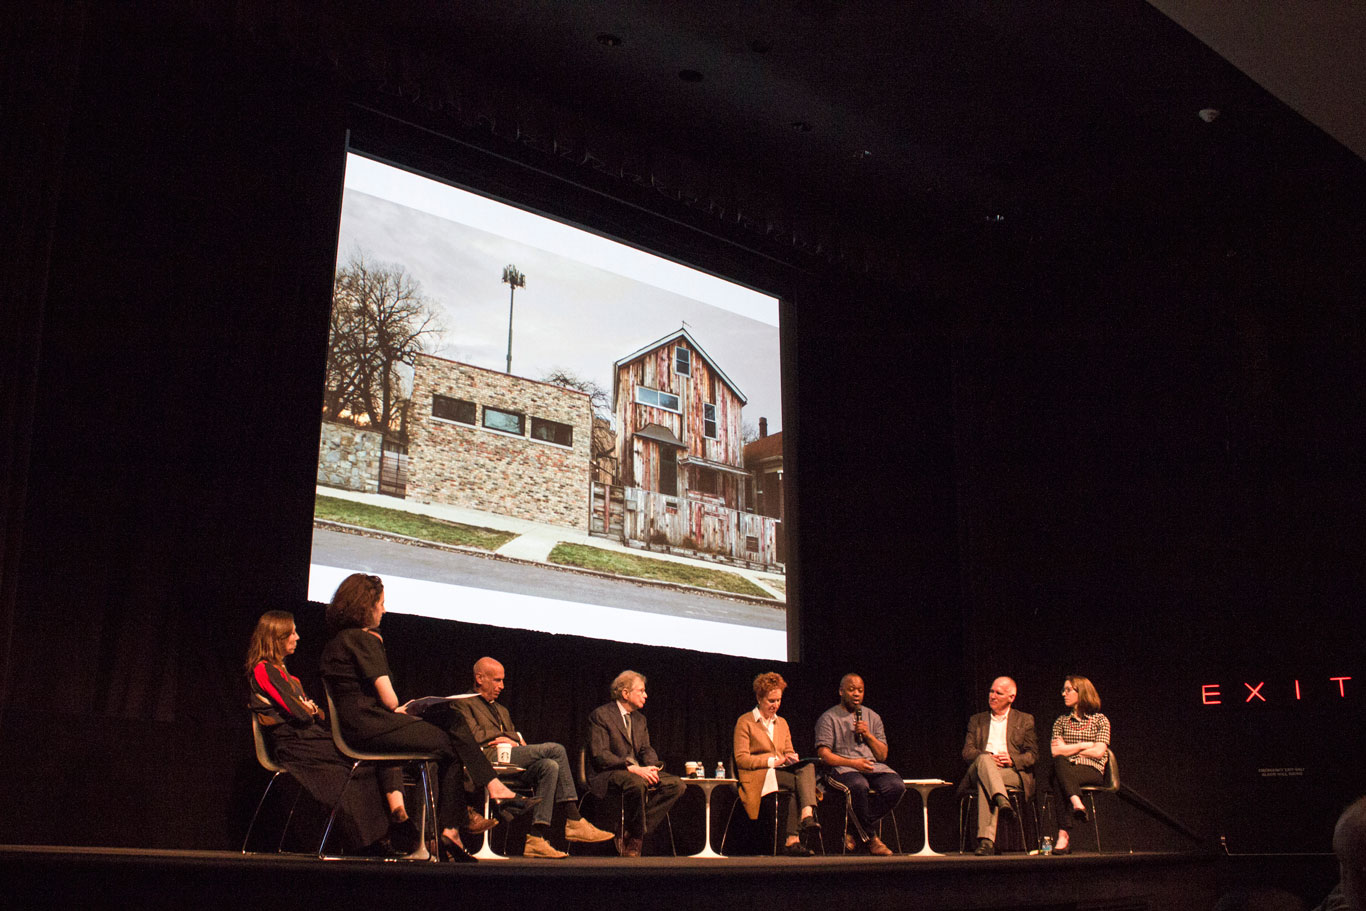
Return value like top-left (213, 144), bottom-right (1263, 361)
top-left (600, 327), bottom-right (780, 568)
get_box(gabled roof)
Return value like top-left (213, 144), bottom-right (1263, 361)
top-left (612, 326), bottom-right (747, 409)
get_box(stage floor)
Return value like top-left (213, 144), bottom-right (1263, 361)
top-left (3, 845), bottom-right (1225, 910)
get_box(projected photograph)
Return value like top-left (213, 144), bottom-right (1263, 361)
top-left (309, 153), bottom-right (790, 659)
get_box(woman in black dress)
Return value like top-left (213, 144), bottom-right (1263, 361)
top-left (246, 610), bottom-right (413, 854)
top-left (320, 573), bottom-right (528, 862)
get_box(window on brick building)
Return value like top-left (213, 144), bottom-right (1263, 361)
top-left (482, 406), bottom-right (525, 436)
top-left (530, 417), bottom-right (573, 447)
top-left (433, 394), bottom-right (476, 425)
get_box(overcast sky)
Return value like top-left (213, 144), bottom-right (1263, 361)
top-left (334, 155), bottom-right (785, 432)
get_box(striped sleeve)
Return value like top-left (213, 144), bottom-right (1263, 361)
top-left (251, 661), bottom-right (312, 721)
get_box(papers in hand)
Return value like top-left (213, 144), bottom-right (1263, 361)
top-left (399, 692), bottom-right (479, 714)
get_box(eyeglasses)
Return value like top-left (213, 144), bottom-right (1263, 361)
top-left (1061, 685), bottom-right (1077, 693)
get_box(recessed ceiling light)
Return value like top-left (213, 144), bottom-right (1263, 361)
top-left (850, 149), bottom-right (872, 159)
top-left (678, 69), bottom-right (704, 83)
top-left (595, 33), bottom-right (622, 47)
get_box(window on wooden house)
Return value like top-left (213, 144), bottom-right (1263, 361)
top-left (694, 467), bottom-right (717, 495)
top-left (432, 394), bottom-right (476, 425)
top-left (635, 385), bottom-right (681, 412)
top-left (530, 417), bottom-right (573, 447)
top-left (659, 447), bottom-right (678, 495)
top-left (482, 406), bottom-right (525, 436)
top-left (703, 402), bottom-right (718, 439)
top-left (674, 346), bottom-right (692, 376)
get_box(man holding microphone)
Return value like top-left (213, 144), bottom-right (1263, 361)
top-left (815, 673), bottom-right (905, 855)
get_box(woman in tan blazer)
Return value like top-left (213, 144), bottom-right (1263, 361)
top-left (733, 671), bottom-right (821, 855)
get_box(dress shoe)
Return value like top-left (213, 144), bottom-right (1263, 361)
top-left (439, 833), bottom-right (478, 863)
top-left (564, 817), bottom-right (615, 843)
top-left (973, 838), bottom-right (995, 856)
top-left (463, 807), bottom-right (499, 835)
top-left (992, 793), bottom-right (1013, 813)
top-left (1051, 844), bottom-right (1072, 855)
top-left (798, 815), bottom-right (821, 834)
top-left (867, 835), bottom-right (893, 856)
top-left (782, 841), bottom-right (815, 857)
top-left (843, 833), bottom-right (858, 853)
top-left (494, 795), bottom-right (541, 822)
top-left (388, 815), bottom-right (421, 854)
top-left (1071, 805), bottom-right (1089, 824)
top-left (522, 834), bottom-right (568, 858)
top-left (619, 835), bottom-right (643, 857)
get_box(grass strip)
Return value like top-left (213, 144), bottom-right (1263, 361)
top-left (314, 494), bottom-right (516, 551)
top-left (547, 542), bottom-right (775, 599)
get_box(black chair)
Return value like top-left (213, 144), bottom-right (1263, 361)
top-left (241, 716), bottom-right (306, 854)
top-left (957, 785), bottom-right (1033, 853)
top-left (821, 772), bottom-right (903, 853)
top-left (322, 684), bottom-right (440, 861)
top-left (574, 747), bottom-right (676, 855)
top-left (1079, 750), bottom-right (1124, 854)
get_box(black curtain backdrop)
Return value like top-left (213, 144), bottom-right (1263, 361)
top-left (3, 0), bottom-right (1363, 854)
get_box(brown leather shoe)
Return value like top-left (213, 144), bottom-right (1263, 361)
top-left (867, 835), bottom-right (893, 856)
top-left (843, 833), bottom-right (858, 853)
top-left (463, 807), bottom-right (499, 835)
top-left (620, 835), bottom-right (643, 857)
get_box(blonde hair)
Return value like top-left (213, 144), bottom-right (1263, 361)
top-left (245, 611), bottom-right (295, 674)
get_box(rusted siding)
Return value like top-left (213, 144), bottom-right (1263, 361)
top-left (623, 486), bottom-right (781, 569)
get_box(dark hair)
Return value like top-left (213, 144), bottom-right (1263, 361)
top-left (1065, 674), bottom-right (1102, 715)
top-left (753, 671), bottom-right (787, 703)
top-left (327, 573), bottom-right (383, 631)
top-left (245, 611), bottom-right (294, 674)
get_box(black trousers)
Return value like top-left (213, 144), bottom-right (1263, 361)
top-left (269, 723), bottom-right (400, 850)
top-left (356, 719), bottom-right (496, 832)
top-left (1050, 756), bottom-right (1103, 832)
top-left (601, 770), bottom-right (685, 839)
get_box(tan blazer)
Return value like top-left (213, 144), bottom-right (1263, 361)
top-left (733, 710), bottom-right (795, 820)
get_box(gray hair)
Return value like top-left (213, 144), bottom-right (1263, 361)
top-left (610, 670), bottom-right (646, 701)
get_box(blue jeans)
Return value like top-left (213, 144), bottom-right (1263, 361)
top-left (829, 770), bottom-right (905, 838)
top-left (509, 742), bottom-right (576, 827)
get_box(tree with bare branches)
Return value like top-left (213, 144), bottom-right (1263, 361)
top-left (323, 249), bottom-right (443, 438)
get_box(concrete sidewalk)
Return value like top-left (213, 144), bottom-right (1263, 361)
top-left (316, 486), bottom-right (786, 601)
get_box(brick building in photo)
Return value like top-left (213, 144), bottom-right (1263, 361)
top-left (407, 354), bottom-right (594, 529)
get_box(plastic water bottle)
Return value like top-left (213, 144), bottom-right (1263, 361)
top-left (1040, 835), bottom-right (1053, 855)
top-left (714, 761), bottom-right (726, 779)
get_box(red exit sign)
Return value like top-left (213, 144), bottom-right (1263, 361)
top-left (1201, 677), bottom-right (1352, 705)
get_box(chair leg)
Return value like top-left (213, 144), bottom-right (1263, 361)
top-left (242, 771), bottom-right (284, 853)
top-left (1009, 792), bottom-right (1028, 851)
top-left (276, 785), bottom-right (304, 854)
top-left (417, 760), bottom-right (439, 862)
top-left (1087, 792), bottom-right (1102, 854)
top-left (318, 761), bottom-right (364, 858)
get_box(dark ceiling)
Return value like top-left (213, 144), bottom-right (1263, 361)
top-left (329, 1), bottom-right (1361, 256)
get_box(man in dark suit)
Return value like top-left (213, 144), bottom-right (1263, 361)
top-left (454, 657), bottom-right (614, 858)
top-left (587, 670), bottom-right (685, 856)
top-left (959, 676), bottom-right (1037, 856)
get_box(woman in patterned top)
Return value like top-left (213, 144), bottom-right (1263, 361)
top-left (320, 573), bottom-right (531, 863)
top-left (1047, 674), bottom-right (1110, 854)
top-left (247, 610), bottom-right (413, 854)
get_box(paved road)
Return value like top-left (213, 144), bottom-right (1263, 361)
top-left (311, 528), bottom-right (786, 630)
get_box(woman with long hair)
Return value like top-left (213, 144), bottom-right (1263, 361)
top-left (319, 573), bottom-right (531, 863)
top-left (1047, 674), bottom-right (1110, 854)
top-left (733, 670), bottom-right (821, 856)
top-left (246, 610), bottom-right (413, 855)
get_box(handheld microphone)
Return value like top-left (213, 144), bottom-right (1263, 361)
top-left (855, 706), bottom-right (864, 744)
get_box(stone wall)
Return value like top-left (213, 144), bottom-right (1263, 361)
top-left (408, 355), bottom-right (594, 529)
top-left (316, 421), bottom-right (383, 493)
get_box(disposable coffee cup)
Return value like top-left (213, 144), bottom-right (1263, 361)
top-left (684, 761), bottom-right (700, 777)
top-left (496, 742), bottom-right (513, 764)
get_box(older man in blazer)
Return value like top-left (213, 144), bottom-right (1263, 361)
top-left (586, 670), bottom-right (685, 856)
top-left (959, 676), bottom-right (1037, 856)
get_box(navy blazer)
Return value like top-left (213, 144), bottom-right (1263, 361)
top-left (586, 701), bottom-right (661, 798)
